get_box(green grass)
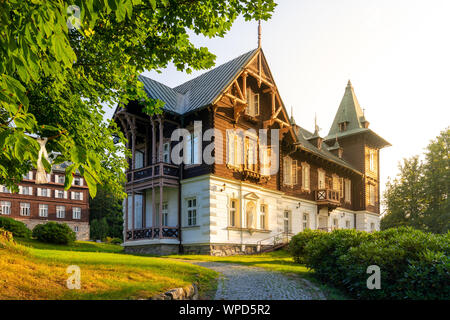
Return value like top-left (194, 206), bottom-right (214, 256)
top-left (1, 238), bottom-right (217, 300)
top-left (166, 249), bottom-right (349, 300)
top-left (16, 238), bottom-right (124, 253)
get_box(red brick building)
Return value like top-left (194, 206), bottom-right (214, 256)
top-left (0, 163), bottom-right (90, 240)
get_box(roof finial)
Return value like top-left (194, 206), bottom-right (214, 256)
top-left (258, 20), bottom-right (262, 48)
top-left (314, 113), bottom-right (320, 136)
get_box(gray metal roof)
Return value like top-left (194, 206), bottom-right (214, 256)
top-left (139, 49), bottom-right (259, 115)
top-left (296, 126), bottom-right (362, 174)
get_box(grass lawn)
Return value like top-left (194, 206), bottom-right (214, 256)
top-left (16, 238), bottom-right (124, 253)
top-left (166, 249), bottom-right (349, 300)
top-left (0, 238), bottom-right (217, 300)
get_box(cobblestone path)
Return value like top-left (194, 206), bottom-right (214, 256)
top-left (192, 261), bottom-right (327, 300)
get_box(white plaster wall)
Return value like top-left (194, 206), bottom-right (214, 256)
top-left (355, 212), bottom-right (380, 231)
top-left (180, 176), bottom-right (211, 245)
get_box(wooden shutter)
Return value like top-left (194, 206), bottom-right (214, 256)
top-left (292, 160), bottom-right (298, 185)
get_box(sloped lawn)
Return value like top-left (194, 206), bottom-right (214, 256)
top-left (0, 238), bottom-right (217, 300)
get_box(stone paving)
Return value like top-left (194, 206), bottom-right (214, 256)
top-left (191, 261), bottom-right (326, 300)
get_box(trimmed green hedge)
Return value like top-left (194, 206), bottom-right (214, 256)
top-left (289, 227), bottom-right (450, 300)
top-left (0, 216), bottom-right (31, 238)
top-left (32, 222), bottom-right (76, 245)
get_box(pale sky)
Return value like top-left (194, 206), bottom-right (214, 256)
top-left (107, 0), bottom-right (450, 209)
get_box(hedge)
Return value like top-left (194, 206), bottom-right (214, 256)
top-left (0, 216), bottom-right (31, 238)
top-left (289, 227), bottom-right (450, 300)
top-left (32, 222), bottom-right (76, 245)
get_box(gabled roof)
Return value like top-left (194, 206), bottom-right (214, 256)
top-left (138, 48), bottom-right (259, 115)
top-left (327, 80), bottom-right (366, 138)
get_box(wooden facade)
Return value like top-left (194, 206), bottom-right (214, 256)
top-left (115, 48), bottom-right (390, 250)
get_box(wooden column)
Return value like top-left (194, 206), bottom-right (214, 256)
top-left (242, 72), bottom-right (248, 101)
top-left (158, 117), bottom-right (163, 163)
top-left (151, 118), bottom-right (156, 165)
top-left (124, 196), bottom-right (128, 241)
top-left (152, 183), bottom-right (156, 228)
top-left (144, 126), bottom-right (149, 167)
top-left (131, 191), bottom-right (135, 234)
top-left (159, 184), bottom-right (163, 238)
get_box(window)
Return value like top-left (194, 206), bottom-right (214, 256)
top-left (74, 226), bottom-right (79, 233)
top-left (245, 137), bottom-right (258, 172)
top-left (339, 178), bottom-right (344, 199)
top-left (20, 186), bottom-right (32, 195)
top-left (186, 131), bottom-right (200, 165)
top-left (339, 122), bottom-right (347, 132)
top-left (345, 220), bottom-right (351, 229)
top-left (73, 207), bottom-right (81, 220)
top-left (369, 150), bottom-right (375, 171)
top-left (260, 204), bottom-right (268, 230)
top-left (71, 192), bottom-right (83, 201)
top-left (56, 206), bottom-right (65, 219)
top-left (20, 203), bottom-right (30, 216)
top-left (163, 143), bottom-right (170, 163)
top-left (161, 203), bottom-right (168, 226)
top-left (369, 184), bottom-right (376, 206)
top-left (38, 188), bottom-right (50, 197)
top-left (332, 175), bottom-right (339, 191)
top-left (303, 213), bottom-right (309, 230)
top-left (0, 201), bottom-right (11, 215)
top-left (344, 179), bottom-right (351, 203)
top-left (370, 222), bottom-right (375, 232)
top-left (260, 147), bottom-right (272, 176)
top-left (301, 163), bottom-right (310, 191)
top-left (283, 157), bottom-right (296, 186)
top-left (56, 175), bottom-right (65, 184)
top-left (38, 204), bottom-right (48, 217)
top-left (246, 87), bottom-right (260, 117)
top-left (318, 169), bottom-right (326, 189)
top-left (229, 199), bottom-right (238, 227)
top-left (23, 171), bottom-right (33, 180)
top-left (73, 177), bottom-right (83, 186)
top-left (227, 131), bottom-right (244, 168)
top-left (283, 211), bottom-right (290, 233)
top-left (1, 185), bottom-right (10, 193)
top-left (55, 190), bottom-right (66, 199)
top-left (333, 218), bottom-right (339, 230)
top-left (187, 198), bottom-right (197, 226)
top-left (135, 150), bottom-right (144, 169)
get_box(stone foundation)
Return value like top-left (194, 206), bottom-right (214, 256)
top-left (16, 218), bottom-right (90, 240)
top-left (182, 244), bottom-right (271, 256)
top-left (124, 243), bottom-right (180, 255)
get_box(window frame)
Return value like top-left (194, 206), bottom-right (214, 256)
top-left (0, 201), bottom-right (11, 215)
top-left (56, 206), bottom-right (65, 219)
top-left (72, 207), bottom-right (81, 220)
top-left (186, 197), bottom-right (198, 226)
top-left (38, 204), bottom-right (48, 217)
top-left (20, 202), bottom-right (31, 216)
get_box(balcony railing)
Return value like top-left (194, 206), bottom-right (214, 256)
top-left (126, 226), bottom-right (179, 241)
top-left (127, 162), bottom-right (180, 183)
top-left (314, 189), bottom-right (341, 205)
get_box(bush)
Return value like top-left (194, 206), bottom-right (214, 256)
top-left (289, 229), bottom-right (325, 263)
top-left (32, 222), bottom-right (76, 245)
top-left (290, 227), bottom-right (450, 300)
top-left (0, 216), bottom-right (31, 238)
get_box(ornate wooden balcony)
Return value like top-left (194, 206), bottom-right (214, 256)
top-left (314, 189), bottom-right (341, 208)
top-left (126, 162), bottom-right (180, 184)
top-left (126, 226), bottom-right (179, 241)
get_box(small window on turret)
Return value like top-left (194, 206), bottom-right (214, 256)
top-left (339, 122), bottom-right (347, 132)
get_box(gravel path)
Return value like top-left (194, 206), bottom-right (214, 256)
top-left (191, 261), bottom-right (326, 300)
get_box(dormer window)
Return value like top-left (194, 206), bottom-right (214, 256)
top-left (338, 122), bottom-right (348, 132)
top-left (246, 88), bottom-right (259, 117)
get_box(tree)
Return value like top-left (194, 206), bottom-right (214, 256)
top-left (89, 184), bottom-right (124, 239)
top-left (382, 128), bottom-right (450, 233)
top-left (0, 0), bottom-right (277, 198)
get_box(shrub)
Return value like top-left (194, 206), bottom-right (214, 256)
top-left (0, 216), bottom-right (31, 238)
top-left (289, 229), bottom-right (325, 263)
top-left (290, 227), bottom-right (450, 300)
top-left (32, 222), bottom-right (76, 245)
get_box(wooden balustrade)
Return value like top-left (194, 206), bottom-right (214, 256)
top-left (126, 226), bottom-right (179, 241)
top-left (127, 162), bottom-right (180, 183)
top-left (314, 189), bottom-right (341, 206)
